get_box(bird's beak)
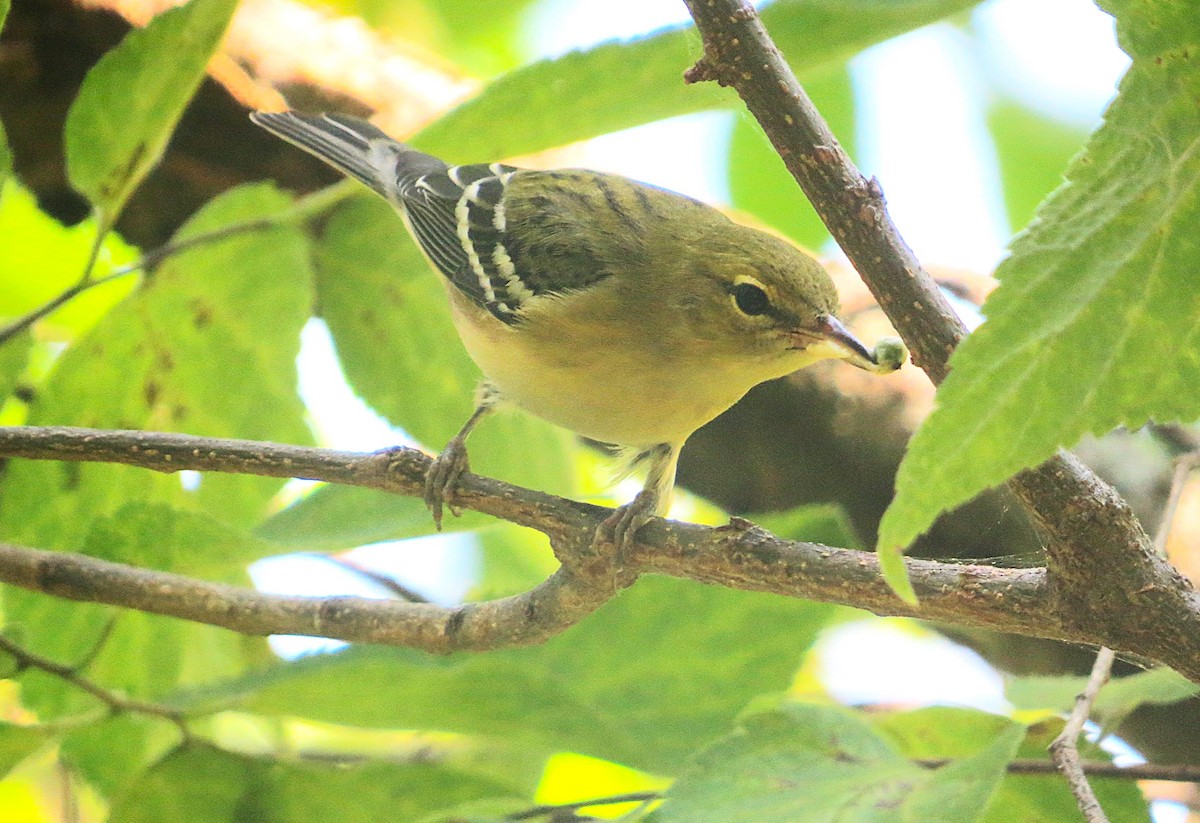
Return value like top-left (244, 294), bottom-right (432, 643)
top-left (808, 315), bottom-right (879, 369)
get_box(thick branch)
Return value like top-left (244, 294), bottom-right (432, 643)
top-left (0, 541), bottom-right (612, 654)
top-left (5, 425), bottom-right (1200, 682)
top-left (680, 0), bottom-right (1194, 658)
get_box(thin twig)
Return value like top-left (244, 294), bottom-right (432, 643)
top-left (507, 791), bottom-right (662, 820)
top-left (322, 554), bottom-right (432, 603)
top-left (1048, 647), bottom-right (1116, 822)
top-left (985, 758), bottom-right (1200, 783)
top-left (123, 180), bottom-right (352, 279)
top-left (1047, 446), bottom-right (1200, 820)
top-left (502, 756), bottom-right (1200, 821)
top-left (0, 182), bottom-right (352, 347)
top-left (1157, 452), bottom-right (1200, 555)
top-left (70, 616), bottom-right (120, 673)
top-left (0, 634), bottom-right (191, 739)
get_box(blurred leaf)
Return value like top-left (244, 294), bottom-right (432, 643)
top-left (984, 719), bottom-right (1151, 823)
top-left (80, 502), bottom-right (287, 576)
top-left (1007, 666), bottom-right (1198, 726)
top-left (872, 708), bottom-right (1150, 823)
top-left (314, 194), bottom-right (578, 504)
top-left (728, 63), bottom-right (856, 249)
top-left (0, 116), bottom-right (10, 193)
top-left (0, 329), bottom-right (31, 403)
top-left (0, 183), bottom-right (313, 549)
top-left (474, 521), bottom-right (558, 598)
top-left (6, 504), bottom-right (273, 718)
top-left (869, 706), bottom-right (1016, 759)
top-left (255, 484), bottom-right (486, 552)
top-left (751, 502), bottom-right (862, 550)
top-left (987, 100), bottom-right (1090, 232)
top-left (107, 746), bottom-right (525, 823)
top-left (536, 751), bottom-right (668, 817)
top-left (877, 0), bottom-right (1198, 562)
top-left (59, 714), bottom-right (179, 800)
top-left (356, 0), bottom-right (539, 77)
top-left (414, 0), bottom-right (982, 162)
top-left (0, 723), bottom-right (50, 779)
top-left (0, 181), bottom-right (138, 337)
top-left (661, 702), bottom-right (1020, 822)
top-left (186, 578), bottom-right (836, 774)
top-left (64, 0), bottom-right (237, 223)
top-left (415, 799), bottom-right (527, 823)
top-left (315, 194), bottom-right (477, 450)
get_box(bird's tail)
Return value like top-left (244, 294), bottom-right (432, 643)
top-left (249, 110), bottom-right (444, 200)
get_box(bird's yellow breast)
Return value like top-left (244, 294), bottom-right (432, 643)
top-left (445, 280), bottom-right (825, 448)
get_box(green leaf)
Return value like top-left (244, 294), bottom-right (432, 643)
top-left (413, 0), bottom-right (981, 162)
top-left (661, 703), bottom-right (1020, 822)
top-left (0, 180), bottom-right (139, 338)
top-left (983, 719), bottom-right (1151, 823)
top-left (59, 715), bottom-right (179, 799)
top-left (107, 746), bottom-right (525, 823)
top-left (0, 183), bottom-right (313, 549)
top-left (64, 0), bottom-right (237, 223)
top-left (0, 116), bottom-right (10, 194)
top-left (255, 485), bottom-right (484, 552)
top-left (872, 709), bottom-right (1150, 823)
top-left (314, 193), bottom-right (578, 505)
top-left (414, 799), bottom-right (528, 823)
top-left (84, 502), bottom-right (289, 576)
top-left (474, 521), bottom-right (559, 598)
top-left (358, 0), bottom-right (541, 78)
top-left (185, 578), bottom-right (836, 774)
top-left (1008, 666), bottom-right (1198, 726)
top-left (315, 194), bottom-right (477, 450)
top-left (987, 100), bottom-right (1090, 232)
top-left (5, 504), bottom-right (274, 718)
top-left (751, 503), bottom-right (862, 550)
top-left (0, 722), bottom-right (50, 779)
top-left (877, 1), bottom-right (1200, 557)
top-left (728, 63), bottom-right (856, 250)
top-left (0, 328), bottom-right (31, 403)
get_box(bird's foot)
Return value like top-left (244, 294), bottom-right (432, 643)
top-left (594, 488), bottom-right (660, 559)
top-left (424, 437), bottom-right (470, 529)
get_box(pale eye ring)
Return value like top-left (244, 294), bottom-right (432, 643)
top-left (732, 282), bottom-right (771, 316)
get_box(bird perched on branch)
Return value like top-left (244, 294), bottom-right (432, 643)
top-left (251, 110), bottom-right (906, 550)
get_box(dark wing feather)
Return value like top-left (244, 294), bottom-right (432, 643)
top-left (250, 111), bottom-right (631, 323)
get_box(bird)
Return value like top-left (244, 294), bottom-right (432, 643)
top-left (250, 110), bottom-right (906, 550)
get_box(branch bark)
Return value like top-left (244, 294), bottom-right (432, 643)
top-left (3, 425), bottom-right (1200, 683)
top-left (680, 0), bottom-right (1197, 675)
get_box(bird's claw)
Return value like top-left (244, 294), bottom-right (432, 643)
top-left (424, 438), bottom-right (470, 529)
top-left (595, 488), bottom-right (660, 559)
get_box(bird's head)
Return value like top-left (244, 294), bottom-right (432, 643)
top-left (683, 223), bottom-right (906, 377)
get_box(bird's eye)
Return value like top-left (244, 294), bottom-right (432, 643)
top-left (732, 282), bottom-right (771, 316)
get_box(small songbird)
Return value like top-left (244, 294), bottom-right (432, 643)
top-left (251, 110), bottom-right (906, 548)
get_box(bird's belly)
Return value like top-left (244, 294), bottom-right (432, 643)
top-left (493, 363), bottom-right (737, 447)
top-left (454, 314), bottom-right (743, 447)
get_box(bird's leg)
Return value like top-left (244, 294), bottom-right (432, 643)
top-left (598, 442), bottom-right (680, 555)
top-left (424, 382), bottom-right (499, 529)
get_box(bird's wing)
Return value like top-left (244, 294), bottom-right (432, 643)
top-left (252, 110), bottom-right (531, 322)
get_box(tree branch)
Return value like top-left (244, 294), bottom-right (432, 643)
top-left (0, 539), bottom-right (613, 655)
top-left (0, 633), bottom-right (190, 738)
top-left (679, 0), bottom-right (1195, 663)
top-left (1050, 646), bottom-right (1117, 822)
top-left (4, 425), bottom-right (1200, 681)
